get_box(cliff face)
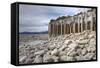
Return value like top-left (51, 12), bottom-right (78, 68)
top-left (48, 8), bottom-right (96, 37)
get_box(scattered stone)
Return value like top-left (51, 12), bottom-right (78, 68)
top-left (19, 56), bottom-right (27, 63)
top-left (87, 45), bottom-right (96, 52)
top-left (49, 45), bottom-right (56, 50)
top-left (64, 40), bottom-right (73, 45)
top-left (75, 56), bottom-right (84, 61)
top-left (60, 56), bottom-right (74, 61)
top-left (84, 53), bottom-right (94, 60)
top-left (81, 48), bottom-right (87, 55)
top-left (58, 44), bottom-right (67, 51)
top-left (19, 30), bottom-right (96, 64)
top-left (67, 50), bottom-right (77, 57)
top-left (52, 56), bottom-right (59, 62)
top-left (88, 34), bottom-right (95, 39)
top-left (66, 56), bottom-right (74, 61)
top-left (89, 38), bottom-right (96, 47)
top-left (60, 55), bottom-right (67, 61)
top-left (34, 55), bottom-right (43, 63)
top-left (77, 39), bottom-right (89, 45)
top-left (34, 50), bottom-right (45, 56)
top-left (92, 55), bottom-right (96, 60)
top-left (84, 44), bottom-right (89, 48)
top-left (68, 43), bottom-right (78, 49)
top-left (43, 54), bottom-right (54, 62)
top-left (24, 58), bottom-right (34, 63)
top-left (59, 51), bottom-right (67, 56)
top-left (51, 48), bottom-right (59, 56)
top-left (78, 44), bottom-right (85, 49)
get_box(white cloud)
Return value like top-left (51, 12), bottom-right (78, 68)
top-left (19, 4), bottom-right (90, 32)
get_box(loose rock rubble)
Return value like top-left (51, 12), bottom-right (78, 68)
top-left (19, 30), bottom-right (96, 64)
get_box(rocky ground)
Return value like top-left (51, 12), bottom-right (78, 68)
top-left (19, 30), bottom-right (96, 64)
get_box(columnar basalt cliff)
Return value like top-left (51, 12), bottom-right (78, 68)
top-left (48, 8), bottom-right (96, 37)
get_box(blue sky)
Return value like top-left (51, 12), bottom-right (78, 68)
top-left (19, 4), bottom-right (90, 32)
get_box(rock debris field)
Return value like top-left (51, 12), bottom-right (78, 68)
top-left (19, 30), bottom-right (96, 64)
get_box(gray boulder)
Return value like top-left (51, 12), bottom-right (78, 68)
top-left (19, 56), bottom-right (27, 63)
top-left (24, 58), bottom-right (34, 63)
top-left (74, 56), bottom-right (84, 61)
top-left (34, 50), bottom-right (45, 56)
top-left (68, 43), bottom-right (78, 49)
top-left (60, 55), bottom-right (67, 61)
top-left (51, 48), bottom-right (59, 56)
top-left (34, 55), bottom-right (43, 63)
top-left (59, 51), bottom-right (67, 56)
top-left (67, 50), bottom-right (77, 57)
top-left (84, 53), bottom-right (94, 60)
top-left (81, 48), bottom-right (87, 56)
top-left (60, 55), bottom-right (74, 61)
top-left (77, 39), bottom-right (89, 45)
top-left (64, 40), bottom-right (73, 45)
top-left (58, 44), bottom-right (68, 51)
top-left (43, 54), bottom-right (54, 62)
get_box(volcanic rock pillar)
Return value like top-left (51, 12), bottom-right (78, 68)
top-left (52, 23), bottom-right (54, 37)
top-left (73, 23), bottom-right (75, 33)
top-left (56, 23), bottom-right (58, 36)
top-left (91, 15), bottom-right (93, 31)
top-left (78, 23), bottom-right (80, 33)
top-left (85, 15), bottom-right (87, 30)
top-left (54, 24), bottom-right (55, 36)
top-left (81, 19), bottom-right (83, 32)
top-left (69, 24), bottom-right (71, 34)
top-left (78, 17), bottom-right (80, 33)
top-left (61, 23), bottom-right (62, 35)
top-left (64, 24), bottom-right (66, 34)
top-left (48, 23), bottom-right (51, 37)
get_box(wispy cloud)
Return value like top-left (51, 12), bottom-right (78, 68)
top-left (19, 4), bottom-right (90, 32)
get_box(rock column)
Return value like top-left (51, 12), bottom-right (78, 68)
top-left (91, 13), bottom-right (93, 31)
top-left (61, 23), bottom-right (62, 35)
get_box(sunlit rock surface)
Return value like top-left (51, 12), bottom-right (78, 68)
top-left (19, 30), bottom-right (96, 64)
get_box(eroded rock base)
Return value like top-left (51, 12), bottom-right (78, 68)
top-left (19, 30), bottom-right (96, 64)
